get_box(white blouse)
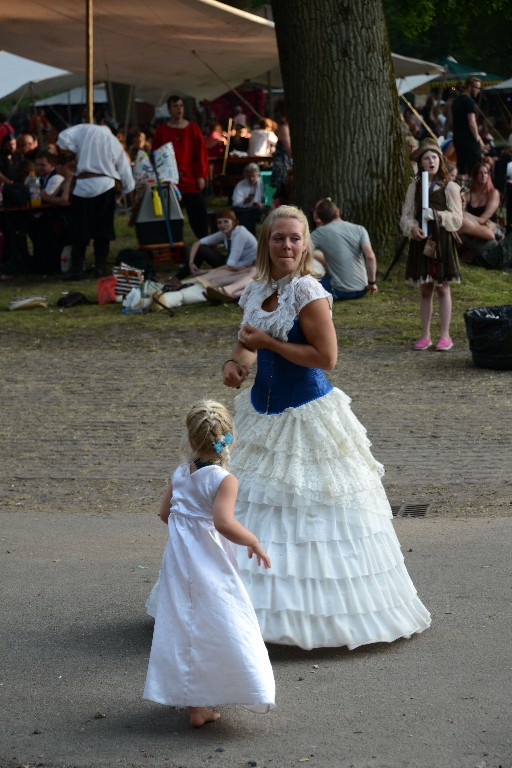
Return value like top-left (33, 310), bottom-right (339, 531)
top-left (238, 274), bottom-right (332, 342)
top-left (400, 179), bottom-right (463, 237)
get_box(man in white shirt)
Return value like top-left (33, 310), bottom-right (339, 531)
top-left (231, 163), bottom-right (266, 235)
top-left (248, 118), bottom-right (278, 157)
top-left (311, 198), bottom-right (378, 300)
top-left (56, 121), bottom-right (135, 280)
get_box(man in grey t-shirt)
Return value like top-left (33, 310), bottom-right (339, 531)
top-left (311, 199), bottom-right (378, 300)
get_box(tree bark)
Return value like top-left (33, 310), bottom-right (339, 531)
top-left (271, 0), bottom-right (408, 249)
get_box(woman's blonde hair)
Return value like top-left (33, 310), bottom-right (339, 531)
top-left (183, 400), bottom-right (234, 469)
top-left (255, 205), bottom-right (314, 284)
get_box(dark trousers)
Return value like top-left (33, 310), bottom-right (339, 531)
top-left (176, 244), bottom-right (226, 280)
top-left (71, 237), bottom-right (110, 277)
top-left (27, 211), bottom-right (66, 274)
top-left (68, 188), bottom-right (116, 276)
top-left (320, 274), bottom-right (367, 301)
top-left (232, 206), bottom-right (265, 236)
top-left (180, 192), bottom-right (209, 239)
top-left (453, 139), bottom-right (481, 176)
top-left (506, 182), bottom-right (512, 236)
top-left (0, 210), bottom-right (31, 275)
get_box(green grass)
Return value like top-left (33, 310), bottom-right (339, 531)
top-left (1, 209), bottom-right (511, 347)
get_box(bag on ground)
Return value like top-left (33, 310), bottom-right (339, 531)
top-left (112, 262), bottom-right (144, 298)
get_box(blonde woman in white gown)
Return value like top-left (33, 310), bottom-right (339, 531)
top-left (222, 205), bottom-right (431, 651)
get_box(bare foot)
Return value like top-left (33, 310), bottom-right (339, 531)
top-left (188, 706), bottom-right (220, 728)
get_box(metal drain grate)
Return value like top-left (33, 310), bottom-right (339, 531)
top-left (392, 503), bottom-right (429, 518)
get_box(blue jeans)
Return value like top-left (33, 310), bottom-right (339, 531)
top-left (320, 275), bottom-right (366, 301)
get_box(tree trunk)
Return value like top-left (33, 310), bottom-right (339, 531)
top-left (271, 0), bottom-right (408, 250)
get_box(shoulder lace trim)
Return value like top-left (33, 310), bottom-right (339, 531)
top-left (239, 275), bottom-right (332, 341)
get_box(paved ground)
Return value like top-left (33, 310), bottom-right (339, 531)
top-left (1, 325), bottom-right (511, 768)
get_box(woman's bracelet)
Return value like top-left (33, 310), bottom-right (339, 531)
top-left (222, 359), bottom-right (249, 376)
top-left (368, 281), bottom-right (376, 285)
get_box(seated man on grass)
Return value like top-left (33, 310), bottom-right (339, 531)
top-left (311, 198), bottom-right (378, 300)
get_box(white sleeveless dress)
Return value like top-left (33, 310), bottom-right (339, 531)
top-left (143, 463), bottom-right (275, 712)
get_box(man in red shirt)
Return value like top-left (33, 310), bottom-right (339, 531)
top-left (152, 95), bottom-right (209, 238)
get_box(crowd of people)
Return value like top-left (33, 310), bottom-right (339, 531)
top-left (401, 77), bottom-right (512, 348)
top-left (0, 98), bottom-right (293, 282)
top-left (1, 79), bottom-right (511, 328)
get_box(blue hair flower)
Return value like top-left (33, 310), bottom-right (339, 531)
top-left (213, 432), bottom-right (234, 454)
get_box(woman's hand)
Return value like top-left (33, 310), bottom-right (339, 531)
top-left (223, 359), bottom-right (249, 388)
top-left (411, 226), bottom-right (426, 241)
top-left (238, 323), bottom-right (272, 351)
top-left (189, 263), bottom-right (201, 276)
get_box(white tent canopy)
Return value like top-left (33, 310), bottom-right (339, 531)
top-left (0, 50), bottom-right (82, 100)
top-left (0, 0), bottom-right (278, 102)
top-left (484, 76), bottom-right (512, 92)
top-left (35, 85), bottom-right (109, 107)
top-left (0, 2), bottom-right (445, 105)
top-left (391, 54), bottom-right (444, 79)
top-left (396, 73), bottom-right (441, 96)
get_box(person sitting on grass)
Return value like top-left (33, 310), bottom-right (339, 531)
top-left (160, 209), bottom-right (257, 308)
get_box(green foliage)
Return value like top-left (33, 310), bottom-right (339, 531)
top-left (240, 0), bottom-right (512, 77)
top-left (384, 0), bottom-right (512, 76)
top-left (384, 0), bottom-right (437, 38)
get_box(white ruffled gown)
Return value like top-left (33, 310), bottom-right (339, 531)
top-left (143, 463), bottom-right (275, 711)
top-left (230, 274), bottom-right (431, 650)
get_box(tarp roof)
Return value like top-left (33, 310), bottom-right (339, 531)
top-left (0, 1), bottom-right (446, 105)
top-left (428, 55), bottom-right (502, 88)
top-left (0, 0), bottom-right (279, 102)
top-left (484, 76), bottom-right (512, 92)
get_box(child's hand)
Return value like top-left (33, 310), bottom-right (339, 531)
top-left (247, 544), bottom-right (271, 569)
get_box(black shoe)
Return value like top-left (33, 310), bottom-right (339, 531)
top-left (62, 271), bottom-right (85, 281)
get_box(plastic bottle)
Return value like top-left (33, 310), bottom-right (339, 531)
top-left (60, 245), bottom-right (72, 273)
top-left (26, 176), bottom-right (42, 208)
top-left (152, 187), bottom-right (163, 217)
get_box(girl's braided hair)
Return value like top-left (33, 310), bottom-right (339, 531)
top-left (184, 400), bottom-right (234, 469)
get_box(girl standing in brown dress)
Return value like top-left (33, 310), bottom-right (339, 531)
top-left (401, 138), bottom-right (463, 351)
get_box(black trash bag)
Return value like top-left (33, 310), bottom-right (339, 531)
top-left (464, 305), bottom-right (512, 370)
top-left (115, 248), bottom-right (156, 280)
top-left (57, 291), bottom-right (92, 308)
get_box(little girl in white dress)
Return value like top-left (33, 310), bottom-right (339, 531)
top-left (143, 400), bottom-right (275, 728)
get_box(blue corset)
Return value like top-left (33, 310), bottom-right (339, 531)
top-left (250, 319), bottom-right (333, 414)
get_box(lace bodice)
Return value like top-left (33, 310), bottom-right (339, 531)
top-left (238, 274), bottom-right (332, 342)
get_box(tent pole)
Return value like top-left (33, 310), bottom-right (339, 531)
top-left (106, 75), bottom-right (116, 122)
top-left (86, 0), bottom-right (94, 123)
top-left (124, 84), bottom-right (135, 146)
top-left (221, 118), bottom-right (233, 175)
top-left (400, 94), bottom-right (437, 141)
